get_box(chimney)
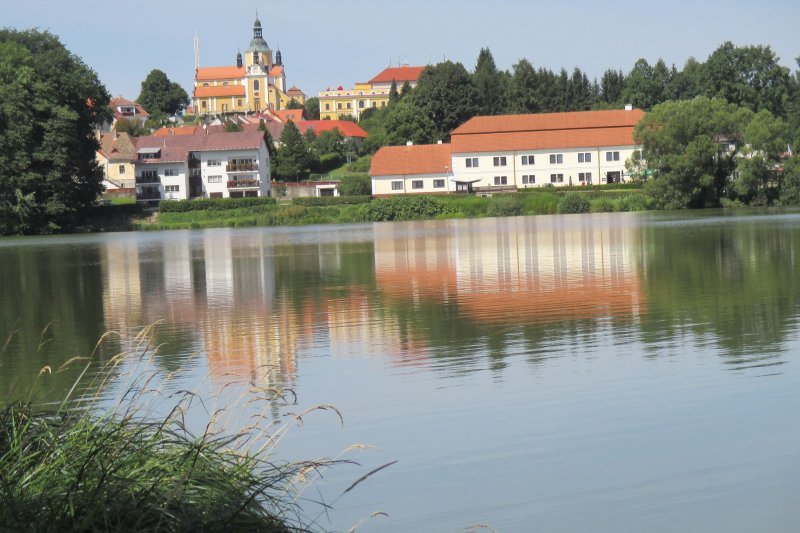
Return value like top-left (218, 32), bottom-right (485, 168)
top-left (624, 104), bottom-right (633, 111)
top-left (406, 140), bottom-right (413, 146)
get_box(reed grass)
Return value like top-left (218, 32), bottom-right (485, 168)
top-left (0, 324), bottom-right (380, 532)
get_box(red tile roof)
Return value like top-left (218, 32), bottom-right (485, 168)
top-left (110, 97), bottom-right (149, 118)
top-left (135, 131), bottom-right (265, 164)
top-left (193, 85), bottom-right (246, 98)
top-left (274, 109), bottom-right (304, 124)
top-left (371, 143), bottom-right (452, 176)
top-left (298, 120), bottom-right (367, 139)
top-left (97, 132), bottom-right (137, 161)
top-left (269, 65), bottom-right (284, 77)
top-left (152, 126), bottom-right (201, 137)
top-left (451, 109), bottom-right (644, 135)
top-left (369, 66), bottom-right (426, 84)
top-left (450, 109), bottom-right (645, 153)
top-left (195, 66), bottom-right (246, 81)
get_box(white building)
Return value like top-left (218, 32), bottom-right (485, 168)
top-left (370, 142), bottom-right (453, 196)
top-left (370, 108), bottom-right (645, 195)
top-left (134, 131), bottom-right (270, 203)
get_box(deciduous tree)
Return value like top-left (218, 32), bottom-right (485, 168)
top-left (136, 69), bottom-right (189, 117)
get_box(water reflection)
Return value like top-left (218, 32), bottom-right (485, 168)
top-left (3, 211), bottom-right (800, 404)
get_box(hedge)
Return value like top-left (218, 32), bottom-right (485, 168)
top-left (159, 197), bottom-right (277, 213)
top-left (292, 196), bottom-right (372, 206)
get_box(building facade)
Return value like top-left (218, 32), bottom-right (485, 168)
top-left (370, 108), bottom-right (645, 195)
top-left (96, 132), bottom-right (138, 190)
top-left (134, 131), bottom-right (271, 203)
top-left (319, 65), bottom-right (425, 120)
top-left (192, 16), bottom-right (304, 115)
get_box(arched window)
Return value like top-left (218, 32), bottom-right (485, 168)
top-left (253, 80), bottom-right (260, 91)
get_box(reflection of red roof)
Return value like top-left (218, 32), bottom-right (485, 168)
top-left (371, 143), bottom-right (452, 176)
top-left (369, 66), bottom-right (426, 84)
top-left (195, 66), bottom-right (246, 80)
top-left (298, 120), bottom-right (367, 139)
top-left (194, 85), bottom-right (246, 98)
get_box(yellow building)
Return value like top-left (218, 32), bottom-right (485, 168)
top-left (193, 15), bottom-right (305, 115)
top-left (319, 65), bottom-right (425, 120)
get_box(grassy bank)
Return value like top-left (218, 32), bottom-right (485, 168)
top-left (0, 326), bottom-right (347, 532)
top-left (133, 187), bottom-right (651, 230)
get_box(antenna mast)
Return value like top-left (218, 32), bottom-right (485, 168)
top-left (194, 31), bottom-right (200, 70)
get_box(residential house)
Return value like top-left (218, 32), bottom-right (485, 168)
top-left (134, 131), bottom-right (270, 203)
top-left (96, 131), bottom-right (138, 190)
top-left (370, 107), bottom-right (645, 195)
top-left (319, 65), bottom-right (425, 120)
top-left (370, 142), bottom-right (453, 196)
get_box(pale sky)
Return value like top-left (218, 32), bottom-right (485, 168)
top-left (4, 0), bottom-right (799, 105)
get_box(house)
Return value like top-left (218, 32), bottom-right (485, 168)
top-left (370, 107), bottom-right (645, 195)
top-left (95, 97), bottom-right (150, 132)
top-left (134, 130), bottom-right (270, 203)
top-left (370, 142), bottom-right (453, 196)
top-left (298, 120), bottom-right (368, 143)
top-left (192, 15), bottom-right (303, 115)
top-left (96, 132), bottom-right (138, 190)
top-left (319, 65), bottom-right (426, 120)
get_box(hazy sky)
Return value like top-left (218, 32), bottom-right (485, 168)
top-left (5, 0), bottom-right (800, 103)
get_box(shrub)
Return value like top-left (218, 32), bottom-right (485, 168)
top-left (336, 174), bottom-right (372, 196)
top-left (357, 196), bottom-right (457, 221)
top-left (346, 156), bottom-right (372, 173)
top-left (616, 194), bottom-right (650, 212)
top-left (485, 194), bottom-right (525, 217)
top-left (557, 192), bottom-right (591, 214)
top-left (293, 196), bottom-right (371, 206)
top-left (591, 197), bottom-right (616, 213)
top-left (317, 153), bottom-right (344, 174)
top-left (159, 197), bottom-right (277, 213)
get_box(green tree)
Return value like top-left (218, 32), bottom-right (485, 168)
top-left (473, 47), bottom-right (506, 115)
top-left (412, 61), bottom-right (479, 141)
top-left (779, 155), bottom-right (800, 205)
top-left (732, 110), bottom-right (785, 204)
top-left (275, 120), bottom-right (313, 181)
top-left (384, 99), bottom-right (436, 146)
top-left (304, 96), bottom-right (320, 120)
top-left (622, 58), bottom-right (666, 110)
top-left (337, 174), bottom-right (371, 196)
top-left (257, 120), bottom-right (277, 159)
top-left (136, 69), bottom-right (189, 117)
top-left (599, 69), bottom-right (626, 106)
top-left (508, 59), bottom-right (541, 114)
top-left (0, 29), bottom-right (110, 235)
top-left (286, 98), bottom-right (303, 110)
top-left (635, 97), bottom-right (753, 208)
top-left (388, 79), bottom-right (400, 105)
top-left (311, 129), bottom-right (346, 157)
top-left (114, 117), bottom-right (147, 137)
top-left (400, 80), bottom-right (413, 98)
top-left (223, 120), bottom-right (242, 132)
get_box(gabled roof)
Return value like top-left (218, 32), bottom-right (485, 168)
top-left (110, 97), bottom-right (149, 118)
top-left (195, 66), bottom-right (246, 81)
top-left (98, 132), bottom-right (137, 161)
top-left (152, 125), bottom-right (201, 137)
top-left (193, 85), bottom-right (247, 98)
top-left (135, 131), bottom-right (265, 164)
top-left (451, 109), bottom-right (644, 135)
top-left (287, 86), bottom-right (305, 95)
top-left (274, 109), bottom-right (304, 124)
top-left (371, 143), bottom-right (452, 176)
top-left (369, 66), bottom-right (426, 84)
top-left (299, 120), bottom-right (367, 139)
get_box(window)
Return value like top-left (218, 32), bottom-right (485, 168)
top-left (223, 81), bottom-right (229, 86)
top-left (550, 173), bottom-right (564, 183)
top-left (359, 100), bottom-right (365, 108)
top-left (549, 154), bottom-right (564, 164)
top-left (412, 180), bottom-right (423, 189)
top-left (118, 165), bottom-right (125, 174)
top-left (578, 152), bottom-right (592, 163)
top-left (141, 170), bottom-right (157, 179)
top-left (579, 172), bottom-right (592, 183)
top-left (465, 157), bottom-right (479, 168)
top-left (347, 102), bottom-right (351, 109)
top-left (606, 151), bottom-right (620, 162)
top-left (337, 103), bottom-right (342, 110)
top-left (208, 175), bottom-right (222, 183)
top-left (254, 98), bottom-right (260, 109)
top-left (522, 175), bottom-right (535, 184)
top-left (325, 103), bottom-right (330, 110)
top-left (237, 99), bottom-right (242, 107)
top-left (433, 179), bottom-right (445, 189)
top-left (521, 155), bottom-right (535, 165)
top-left (203, 83), bottom-right (209, 87)
top-left (222, 104), bottom-right (228, 112)
top-left (201, 101), bottom-right (207, 109)
top-left (380, 101), bottom-right (385, 107)
top-left (391, 181), bottom-right (403, 191)
top-left (207, 159), bottom-right (221, 166)
top-left (371, 101), bottom-right (377, 107)
top-left (493, 156), bottom-right (507, 167)
top-left (165, 185), bottom-right (179, 192)
top-left (606, 171), bottom-right (622, 183)
top-left (494, 176), bottom-right (508, 185)
top-left (164, 168), bottom-right (178, 176)
top-left (253, 80), bottom-right (260, 91)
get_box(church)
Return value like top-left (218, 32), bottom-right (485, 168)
top-left (192, 15), bottom-right (305, 115)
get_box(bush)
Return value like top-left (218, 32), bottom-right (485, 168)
top-left (159, 197), bottom-right (277, 213)
top-left (345, 156), bottom-right (372, 173)
top-left (591, 197), bottom-right (616, 212)
top-left (616, 194), bottom-right (650, 212)
top-left (317, 153), bottom-right (344, 174)
top-left (357, 196), bottom-right (457, 221)
top-left (485, 194), bottom-right (525, 217)
top-left (336, 174), bottom-right (371, 196)
top-left (292, 196), bottom-right (371, 206)
top-left (557, 192), bottom-right (591, 214)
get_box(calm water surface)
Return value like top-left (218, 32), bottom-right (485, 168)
top-left (2, 210), bottom-right (800, 532)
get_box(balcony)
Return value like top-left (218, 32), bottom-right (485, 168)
top-left (136, 175), bottom-right (161, 184)
top-left (226, 162), bottom-right (258, 172)
top-left (189, 168), bottom-right (201, 178)
top-left (136, 191), bottom-right (161, 201)
top-left (227, 179), bottom-right (260, 189)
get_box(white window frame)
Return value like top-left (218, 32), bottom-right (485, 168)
top-left (391, 180), bottom-right (403, 191)
top-left (208, 175), bottom-right (222, 183)
top-left (411, 180), bottom-right (423, 190)
top-left (493, 156), bottom-right (507, 167)
top-left (606, 151), bottom-right (620, 162)
top-left (549, 154), bottom-right (564, 164)
top-left (433, 179), bottom-right (445, 189)
top-left (466, 157), bottom-right (479, 168)
top-left (494, 176), bottom-right (508, 185)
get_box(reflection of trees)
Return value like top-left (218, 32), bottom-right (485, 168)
top-left (639, 219), bottom-right (800, 364)
top-left (0, 242), bottom-right (116, 404)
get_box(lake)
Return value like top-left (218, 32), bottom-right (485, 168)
top-left (2, 210), bottom-right (800, 532)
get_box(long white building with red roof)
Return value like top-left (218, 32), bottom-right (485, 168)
top-left (319, 65), bottom-right (426, 120)
top-left (370, 107), bottom-right (645, 195)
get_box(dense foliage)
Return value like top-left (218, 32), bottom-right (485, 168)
top-left (557, 192), bottom-right (591, 214)
top-left (136, 69), bottom-right (189, 118)
top-left (0, 29), bottom-right (110, 235)
top-left (158, 197), bottom-right (277, 212)
top-left (336, 174), bottom-right (371, 196)
top-left (292, 195), bottom-right (371, 206)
